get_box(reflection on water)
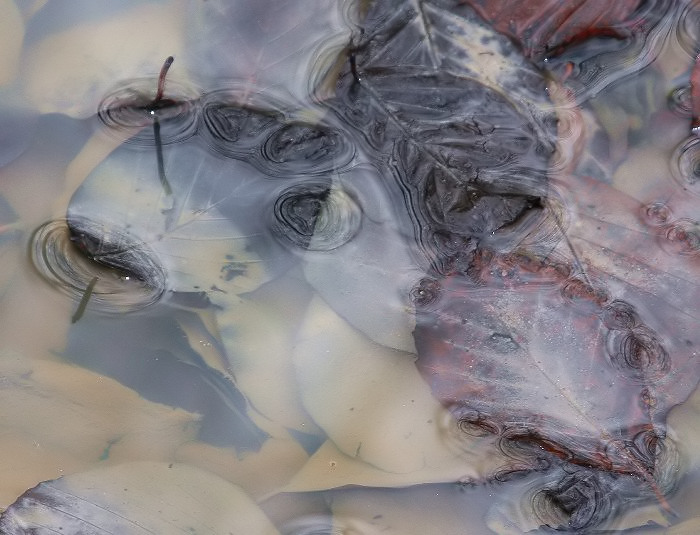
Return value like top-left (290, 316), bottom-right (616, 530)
top-left (2, 0), bottom-right (700, 532)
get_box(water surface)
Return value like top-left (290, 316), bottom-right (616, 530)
top-left (1, 0), bottom-right (700, 533)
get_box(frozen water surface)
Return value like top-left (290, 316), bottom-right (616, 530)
top-left (1, 0), bottom-right (700, 532)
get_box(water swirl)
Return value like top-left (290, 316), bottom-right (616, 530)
top-left (548, 106), bottom-right (584, 174)
top-left (29, 220), bottom-right (166, 314)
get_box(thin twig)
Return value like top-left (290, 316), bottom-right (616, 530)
top-left (72, 276), bottom-right (99, 323)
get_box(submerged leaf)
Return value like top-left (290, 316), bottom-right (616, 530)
top-left (51, 1), bottom-right (700, 530)
top-left (292, 295), bottom-right (505, 476)
top-left (322, 0), bottom-right (699, 528)
top-left (0, 462), bottom-right (281, 534)
top-left (463, 0), bottom-right (645, 60)
top-left (0, 350), bottom-right (199, 507)
top-left (327, 0), bottom-right (556, 276)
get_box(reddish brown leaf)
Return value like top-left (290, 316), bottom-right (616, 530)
top-left (462, 0), bottom-right (644, 58)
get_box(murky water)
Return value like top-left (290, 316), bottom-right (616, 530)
top-left (1, 0), bottom-right (700, 533)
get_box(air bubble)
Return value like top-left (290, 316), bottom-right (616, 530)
top-left (97, 79), bottom-right (199, 147)
top-left (263, 122), bottom-right (354, 176)
top-left (409, 277), bottom-right (442, 307)
top-left (661, 218), bottom-right (700, 256)
top-left (641, 201), bottom-right (673, 227)
top-left (530, 470), bottom-right (613, 531)
top-left (668, 86), bottom-right (693, 118)
top-left (271, 183), bottom-right (361, 252)
top-left (606, 326), bottom-right (670, 382)
top-left (670, 136), bottom-right (700, 196)
top-left (201, 100), bottom-right (284, 159)
top-left (676, 0), bottom-right (700, 57)
top-left (200, 88), bottom-right (354, 176)
top-left (601, 300), bottom-right (639, 330)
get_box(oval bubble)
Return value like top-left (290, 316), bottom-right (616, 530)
top-left (450, 405), bottom-right (501, 439)
top-left (668, 86), bottom-right (693, 118)
top-left (627, 428), bottom-right (662, 469)
top-left (409, 277), bottom-right (442, 307)
top-left (671, 135), bottom-right (700, 196)
top-left (271, 183), bottom-right (362, 252)
top-left (263, 122), bottom-right (354, 176)
top-left (652, 435), bottom-right (682, 495)
top-left (641, 201), bottom-right (673, 227)
top-left (201, 100), bottom-right (284, 159)
top-left (530, 470), bottom-right (613, 531)
top-left (605, 326), bottom-right (670, 382)
top-left (661, 218), bottom-right (700, 256)
top-left (676, 0), bottom-right (700, 57)
top-left (97, 78), bottom-right (200, 147)
top-left (601, 300), bottom-right (639, 330)
top-left (29, 220), bottom-right (166, 314)
top-left (200, 87), bottom-right (355, 177)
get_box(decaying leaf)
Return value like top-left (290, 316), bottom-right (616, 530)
top-left (463, 0), bottom-right (645, 60)
top-left (0, 462), bottom-right (280, 534)
top-left (0, 350), bottom-right (199, 508)
top-left (175, 435), bottom-right (310, 500)
top-left (463, 0), bottom-right (676, 100)
top-left (280, 439), bottom-right (502, 493)
top-left (292, 296), bottom-right (506, 477)
top-left (327, 0), bottom-right (556, 277)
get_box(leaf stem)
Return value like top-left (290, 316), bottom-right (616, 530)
top-left (155, 55), bottom-right (174, 104)
top-left (151, 56), bottom-right (174, 196)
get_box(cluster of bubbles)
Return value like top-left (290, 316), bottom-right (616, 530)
top-left (31, 78), bottom-right (362, 315)
top-left (642, 197), bottom-right (700, 258)
top-left (449, 401), bottom-right (675, 531)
